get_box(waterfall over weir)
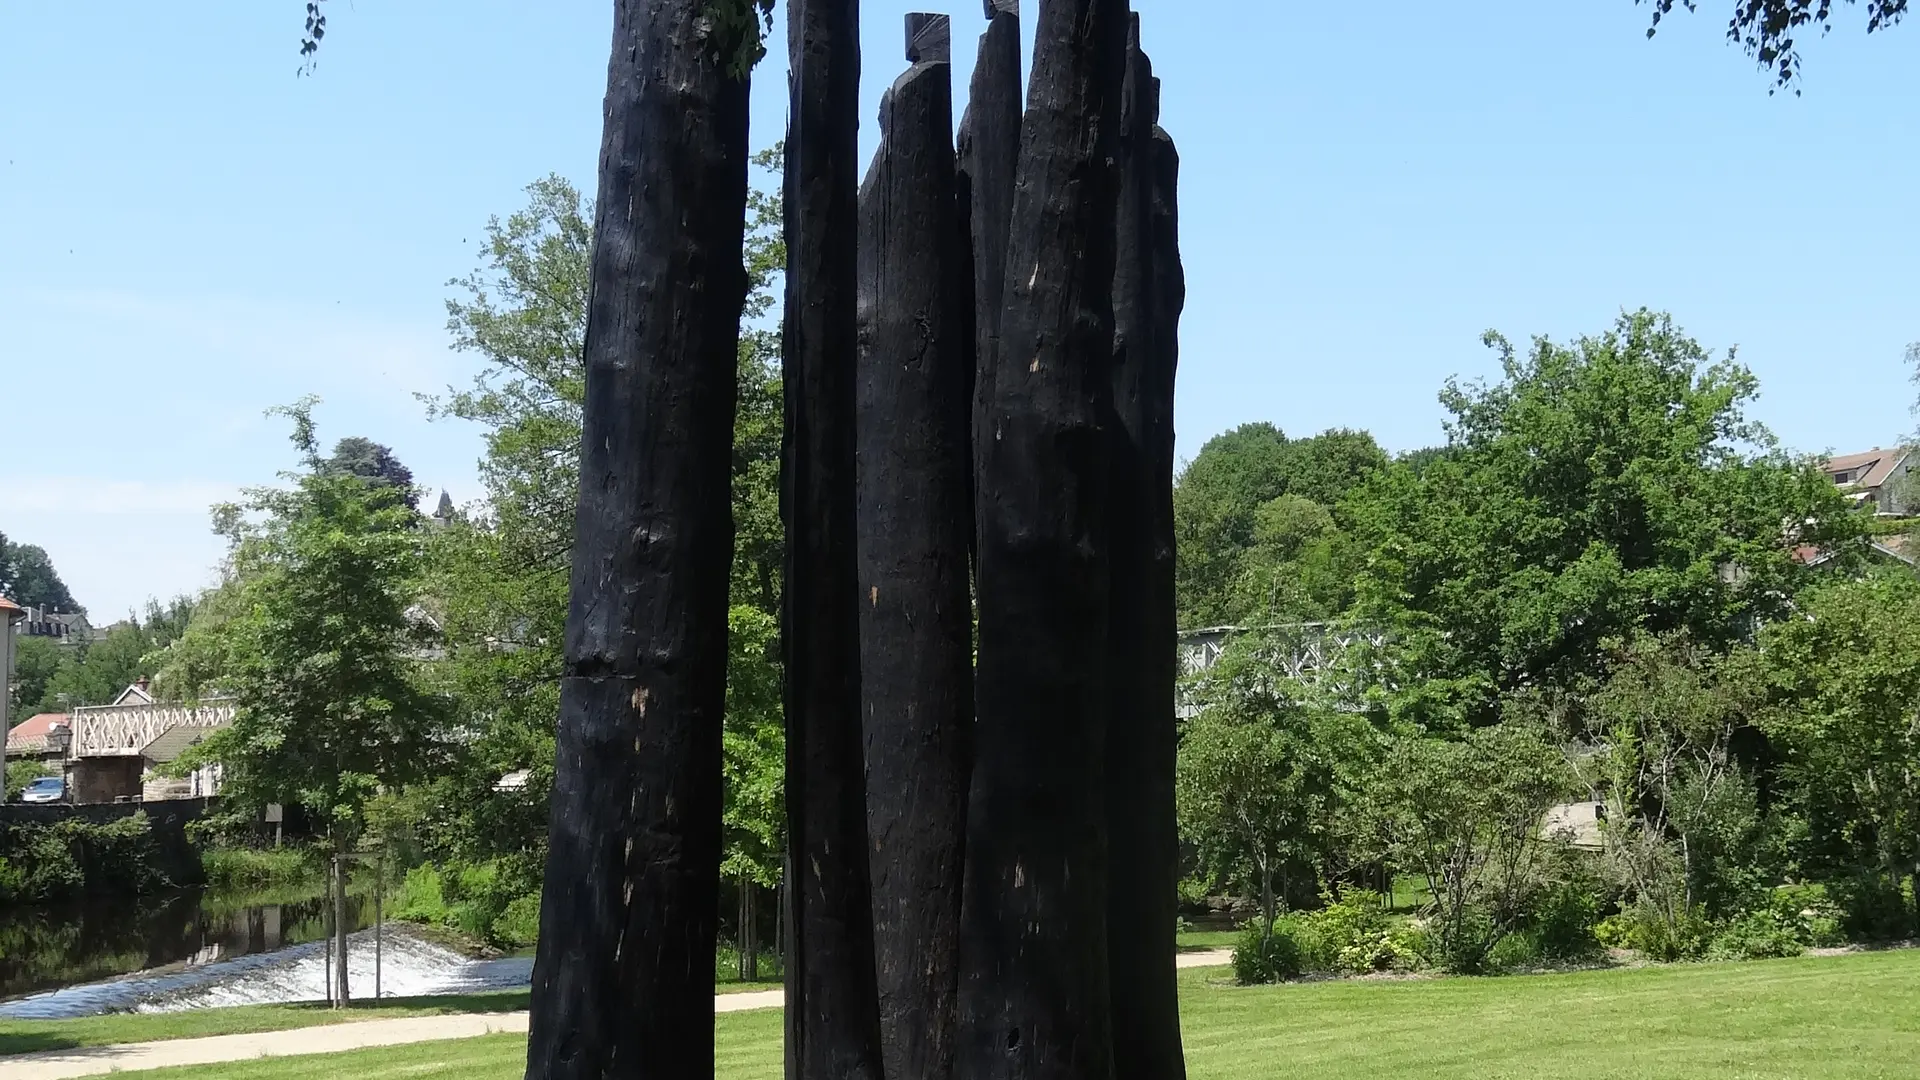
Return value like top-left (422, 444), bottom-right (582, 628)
top-left (0, 925), bottom-right (535, 1020)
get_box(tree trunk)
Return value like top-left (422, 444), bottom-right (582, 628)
top-left (739, 874), bottom-right (753, 983)
top-left (523, 1), bottom-right (751, 1075)
top-left (332, 853), bottom-right (351, 1007)
top-left (783, 2), bottom-right (886, 1079)
top-left (746, 878), bottom-right (760, 982)
top-left (1104, 21), bottom-right (1185, 1080)
top-left (1260, 864), bottom-right (1275, 935)
top-left (957, 0), bottom-right (1130, 1077)
top-left (1911, 868), bottom-right (1920, 939)
top-left (858, 29), bottom-right (974, 1080)
top-left (957, 0), bottom-right (1023, 561)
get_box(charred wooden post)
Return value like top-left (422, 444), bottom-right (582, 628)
top-left (1104, 18), bottom-right (1187, 1080)
top-left (957, 0), bottom-right (1024, 551)
top-left (782, 0), bottom-right (886, 1078)
top-left (855, 17), bottom-right (974, 1080)
top-left (524, 0), bottom-right (752, 1076)
top-left (957, 0), bottom-right (1133, 1076)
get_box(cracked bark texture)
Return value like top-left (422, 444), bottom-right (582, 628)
top-left (857, 47), bottom-right (975, 1080)
top-left (957, 0), bottom-right (1133, 1076)
top-left (783, 1), bottom-right (887, 1079)
top-left (1104, 19), bottom-right (1188, 1080)
top-left (957, 2), bottom-right (1024, 561)
top-left (524, 0), bottom-right (750, 1076)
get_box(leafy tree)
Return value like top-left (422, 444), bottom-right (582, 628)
top-left (1348, 310), bottom-right (1866, 730)
top-left (321, 437), bottom-right (419, 507)
top-left (722, 605), bottom-right (784, 978)
top-left (165, 402), bottom-right (449, 1002)
top-left (1638, 0), bottom-right (1908, 87)
top-left (0, 535), bottom-right (80, 612)
top-left (1354, 725), bottom-right (1573, 972)
top-left (1559, 635), bottom-right (1777, 936)
top-left (27, 598), bottom-right (196, 714)
top-left (396, 155), bottom-right (787, 933)
top-left (8, 636), bottom-right (62, 721)
top-left (5, 759), bottom-right (57, 801)
top-left (1174, 425), bottom-right (1386, 627)
top-left (1176, 634), bottom-right (1382, 928)
top-left (1759, 573), bottom-right (1920, 937)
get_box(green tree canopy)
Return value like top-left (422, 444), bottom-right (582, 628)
top-left (167, 403), bottom-right (448, 849)
top-left (1348, 310), bottom-right (1866, 730)
top-left (1758, 573), bottom-right (1920, 936)
top-left (395, 154), bottom-right (787, 888)
top-left (1176, 634), bottom-right (1382, 926)
top-left (321, 437), bottom-right (419, 507)
top-left (20, 597), bottom-right (195, 715)
top-left (0, 535), bottom-right (80, 612)
top-left (1174, 425), bottom-right (1387, 627)
top-left (8, 636), bottom-right (62, 721)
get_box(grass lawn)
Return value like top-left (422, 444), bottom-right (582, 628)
top-left (42, 949), bottom-right (1920, 1079)
top-left (0, 979), bottom-right (782, 1058)
top-left (1175, 929), bottom-right (1240, 951)
top-left (0, 991), bottom-right (529, 1058)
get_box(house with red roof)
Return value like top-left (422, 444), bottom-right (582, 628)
top-left (6, 711), bottom-right (72, 762)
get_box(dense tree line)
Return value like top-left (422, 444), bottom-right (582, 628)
top-left (1174, 312), bottom-right (1919, 976)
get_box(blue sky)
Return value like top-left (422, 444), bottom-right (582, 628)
top-left (2, 1), bottom-right (1915, 618)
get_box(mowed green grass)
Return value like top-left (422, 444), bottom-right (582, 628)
top-left (26, 950), bottom-right (1920, 1080)
top-left (0, 981), bottom-right (781, 1057)
top-left (1175, 928), bottom-right (1240, 951)
top-left (0, 991), bottom-right (531, 1057)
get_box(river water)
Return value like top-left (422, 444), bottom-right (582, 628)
top-left (0, 890), bottom-right (534, 1019)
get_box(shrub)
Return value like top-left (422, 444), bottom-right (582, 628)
top-left (1176, 875), bottom-right (1211, 915)
top-left (0, 813), bottom-right (168, 904)
top-left (1427, 906), bottom-right (1500, 973)
top-left (395, 859), bottom-right (542, 949)
top-left (1826, 875), bottom-right (1911, 943)
top-left (1597, 903), bottom-right (1712, 961)
top-left (492, 892), bottom-right (541, 949)
top-left (1771, 884), bottom-right (1845, 948)
top-left (1232, 920), bottom-right (1304, 984)
top-left (1708, 909), bottom-right (1804, 961)
top-left (395, 864), bottom-right (452, 925)
top-left (1307, 891), bottom-right (1424, 974)
top-left (1230, 894), bottom-right (1430, 982)
top-left (1485, 930), bottom-right (1543, 973)
top-left (1530, 881), bottom-right (1604, 961)
top-left (202, 846), bottom-right (317, 891)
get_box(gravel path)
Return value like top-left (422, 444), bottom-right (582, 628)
top-left (0, 951), bottom-right (1232, 1080)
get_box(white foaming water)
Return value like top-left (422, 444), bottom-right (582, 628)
top-left (0, 926), bottom-right (532, 1020)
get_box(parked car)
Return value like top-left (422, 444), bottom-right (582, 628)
top-left (18, 776), bottom-right (66, 804)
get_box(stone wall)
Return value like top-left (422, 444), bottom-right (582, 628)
top-left (69, 757), bottom-right (144, 804)
top-left (0, 797), bottom-right (211, 892)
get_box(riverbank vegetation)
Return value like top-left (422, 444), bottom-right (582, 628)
top-left (0, 812), bottom-right (173, 905)
top-left (200, 847), bottom-right (318, 892)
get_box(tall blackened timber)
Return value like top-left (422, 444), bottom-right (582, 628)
top-left (957, 0), bottom-right (1024, 548)
top-left (782, 0), bottom-right (886, 1078)
top-left (856, 17), bottom-right (974, 1080)
top-left (1104, 19), bottom-right (1187, 1080)
top-left (524, 0), bottom-right (752, 1076)
top-left (956, 0), bottom-right (1132, 1076)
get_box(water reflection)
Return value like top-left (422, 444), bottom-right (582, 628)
top-left (0, 888), bottom-right (350, 1002)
